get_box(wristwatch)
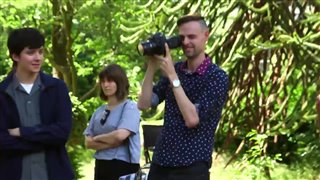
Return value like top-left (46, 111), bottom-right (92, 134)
top-left (172, 79), bottom-right (181, 88)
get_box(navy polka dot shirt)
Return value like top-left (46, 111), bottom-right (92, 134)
top-left (151, 56), bottom-right (229, 167)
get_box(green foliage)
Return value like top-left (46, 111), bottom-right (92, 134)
top-left (67, 92), bottom-right (88, 179)
top-left (240, 130), bottom-right (282, 178)
top-left (67, 145), bottom-right (85, 179)
top-left (291, 123), bottom-right (320, 173)
top-left (1, 0), bottom-right (320, 178)
top-left (212, 1), bottom-right (320, 176)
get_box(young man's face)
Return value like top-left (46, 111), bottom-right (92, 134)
top-left (178, 21), bottom-right (209, 59)
top-left (12, 47), bottom-right (44, 74)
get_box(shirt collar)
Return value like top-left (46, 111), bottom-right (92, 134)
top-left (12, 74), bottom-right (42, 90)
top-left (180, 54), bottom-right (212, 75)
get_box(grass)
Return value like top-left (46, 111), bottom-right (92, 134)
top-left (80, 149), bottom-right (320, 180)
top-left (79, 151), bottom-right (320, 180)
top-left (80, 160), bottom-right (94, 180)
top-left (79, 121), bottom-right (320, 180)
top-left (79, 152), bottom-right (227, 180)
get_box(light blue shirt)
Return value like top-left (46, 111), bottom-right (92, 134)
top-left (84, 99), bottom-right (141, 164)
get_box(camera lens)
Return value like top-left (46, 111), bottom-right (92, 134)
top-left (166, 36), bottom-right (181, 50)
top-left (137, 41), bottom-right (157, 56)
top-left (137, 33), bottom-right (181, 56)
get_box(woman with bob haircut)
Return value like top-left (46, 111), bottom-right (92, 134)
top-left (83, 64), bottom-right (141, 180)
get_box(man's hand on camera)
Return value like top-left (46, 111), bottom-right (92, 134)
top-left (153, 43), bottom-right (177, 80)
top-left (146, 55), bottom-right (161, 71)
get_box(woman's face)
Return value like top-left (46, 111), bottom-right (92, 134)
top-left (100, 78), bottom-right (117, 98)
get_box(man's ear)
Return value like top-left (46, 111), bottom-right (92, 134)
top-left (11, 53), bottom-right (19, 62)
top-left (204, 30), bottom-right (210, 42)
top-left (205, 30), bottom-right (210, 38)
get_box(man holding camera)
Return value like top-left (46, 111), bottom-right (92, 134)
top-left (138, 14), bottom-right (229, 180)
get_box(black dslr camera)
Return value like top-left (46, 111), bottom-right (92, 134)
top-left (137, 33), bottom-right (182, 56)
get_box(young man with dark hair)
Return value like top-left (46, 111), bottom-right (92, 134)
top-left (0, 28), bottom-right (74, 180)
top-left (138, 15), bottom-right (229, 180)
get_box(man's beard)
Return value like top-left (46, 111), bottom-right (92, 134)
top-left (183, 48), bottom-right (199, 59)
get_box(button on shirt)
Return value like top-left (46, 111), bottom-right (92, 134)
top-left (151, 56), bottom-right (229, 167)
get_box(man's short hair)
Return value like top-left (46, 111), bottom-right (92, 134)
top-left (7, 28), bottom-right (45, 57)
top-left (177, 14), bottom-right (208, 29)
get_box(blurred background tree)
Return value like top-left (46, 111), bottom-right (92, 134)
top-left (0, 0), bottom-right (319, 179)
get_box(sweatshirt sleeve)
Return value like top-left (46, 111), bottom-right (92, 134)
top-left (0, 95), bottom-right (43, 152)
